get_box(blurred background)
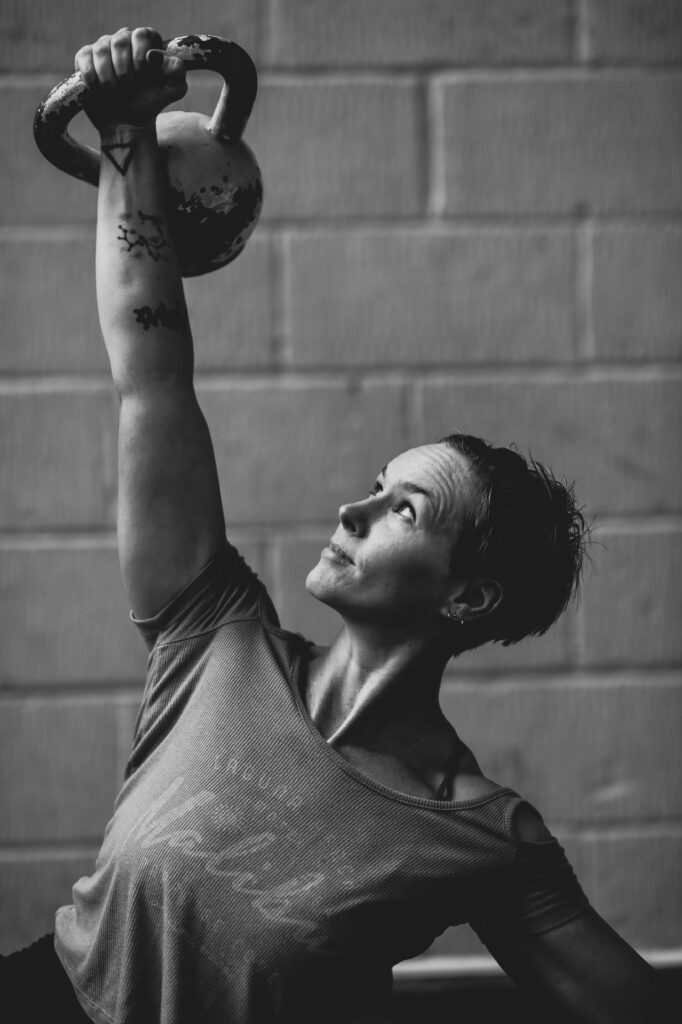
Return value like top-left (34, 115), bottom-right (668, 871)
top-left (1, 0), bottom-right (681, 1018)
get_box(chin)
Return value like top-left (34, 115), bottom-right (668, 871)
top-left (305, 560), bottom-right (327, 600)
top-left (305, 560), bottom-right (344, 609)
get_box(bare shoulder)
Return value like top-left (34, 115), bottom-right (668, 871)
top-left (450, 744), bottom-right (507, 804)
top-left (450, 772), bottom-right (500, 803)
top-left (508, 798), bottom-right (553, 842)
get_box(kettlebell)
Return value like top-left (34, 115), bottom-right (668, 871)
top-left (33, 35), bottom-right (263, 277)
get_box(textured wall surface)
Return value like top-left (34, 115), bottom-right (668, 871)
top-left (1, 0), bottom-right (681, 967)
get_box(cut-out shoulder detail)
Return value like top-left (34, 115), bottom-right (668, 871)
top-left (510, 800), bottom-right (553, 844)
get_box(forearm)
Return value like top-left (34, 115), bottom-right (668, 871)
top-left (97, 122), bottom-right (224, 616)
top-left (96, 122), bottom-right (192, 394)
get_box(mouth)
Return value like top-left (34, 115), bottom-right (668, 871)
top-left (324, 540), bottom-right (354, 564)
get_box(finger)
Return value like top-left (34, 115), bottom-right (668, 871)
top-left (91, 35), bottom-right (116, 89)
top-left (131, 26), bottom-right (163, 71)
top-left (146, 51), bottom-right (184, 78)
top-left (110, 27), bottom-right (134, 85)
top-left (74, 44), bottom-right (97, 90)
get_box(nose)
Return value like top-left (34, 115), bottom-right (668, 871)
top-left (338, 498), bottom-right (369, 537)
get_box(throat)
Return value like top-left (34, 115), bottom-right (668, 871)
top-left (300, 639), bottom-right (458, 798)
top-left (303, 639), bottom-right (443, 744)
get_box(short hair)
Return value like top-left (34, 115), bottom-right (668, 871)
top-left (440, 433), bottom-right (590, 652)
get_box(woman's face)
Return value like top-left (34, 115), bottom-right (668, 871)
top-left (306, 444), bottom-right (476, 629)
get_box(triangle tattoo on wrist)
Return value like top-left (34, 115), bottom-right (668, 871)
top-left (102, 142), bottom-right (136, 176)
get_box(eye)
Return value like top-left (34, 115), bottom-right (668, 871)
top-left (369, 481), bottom-right (383, 497)
top-left (394, 501), bottom-right (416, 522)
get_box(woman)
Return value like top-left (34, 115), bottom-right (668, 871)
top-left (2, 27), bottom-right (673, 1024)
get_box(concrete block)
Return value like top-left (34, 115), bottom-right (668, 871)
top-left (0, 237), bottom-right (104, 374)
top-left (0, 544), bottom-right (147, 684)
top-left (440, 675), bottom-right (682, 822)
top-left (286, 229), bottom-right (577, 367)
top-left (418, 375), bottom-right (682, 515)
top-left (186, 234), bottom-right (275, 371)
top-left (441, 75), bottom-right (682, 214)
top-left (0, 698), bottom-right (122, 841)
top-left (0, 0), bottom-right (260, 72)
top-left (0, 853), bottom-right (96, 954)
top-left (589, 831), bottom-right (682, 948)
top-left (592, 225), bottom-right (682, 361)
top-left (588, 0), bottom-right (682, 64)
top-left (0, 387), bottom-right (117, 529)
top-left (581, 528), bottom-right (682, 667)
top-left (266, 0), bottom-right (573, 67)
top-left (198, 379), bottom-right (411, 525)
top-left (244, 77), bottom-right (424, 219)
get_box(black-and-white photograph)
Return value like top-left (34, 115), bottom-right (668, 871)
top-left (1, 2), bottom-right (680, 1021)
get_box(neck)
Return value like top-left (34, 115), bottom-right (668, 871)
top-left (305, 617), bottom-right (452, 746)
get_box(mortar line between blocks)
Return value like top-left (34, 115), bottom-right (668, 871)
top-left (0, 844), bottom-right (102, 861)
top-left (1, 516), bottom-right (680, 549)
top-left (574, 587), bottom-right (588, 668)
top-left (254, 0), bottom-right (270, 67)
top-left (424, 75), bottom-right (446, 219)
top-left (2, 215), bottom-right (681, 242)
top-left (576, 216), bottom-right (596, 361)
top-left (2, 363), bottom-right (681, 390)
top-left (271, 230), bottom-right (289, 367)
top-left (574, 0), bottom-right (592, 64)
top-left (266, 535), bottom-right (286, 616)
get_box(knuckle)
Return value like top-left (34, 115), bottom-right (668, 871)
top-left (132, 26), bottom-right (157, 40)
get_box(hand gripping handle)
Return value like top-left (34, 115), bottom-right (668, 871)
top-left (33, 35), bottom-right (258, 187)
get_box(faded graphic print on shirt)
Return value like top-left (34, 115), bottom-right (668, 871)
top-left (121, 750), bottom-right (407, 981)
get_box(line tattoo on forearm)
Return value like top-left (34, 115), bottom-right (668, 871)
top-left (102, 140), bottom-right (137, 176)
top-left (117, 209), bottom-right (169, 262)
top-left (133, 300), bottom-right (189, 332)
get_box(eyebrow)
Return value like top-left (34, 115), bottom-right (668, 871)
top-left (377, 466), bottom-right (434, 503)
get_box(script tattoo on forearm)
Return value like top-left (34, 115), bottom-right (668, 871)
top-left (117, 209), bottom-right (169, 262)
top-left (133, 300), bottom-right (189, 333)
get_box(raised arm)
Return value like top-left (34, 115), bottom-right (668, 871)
top-left (77, 27), bottom-right (226, 618)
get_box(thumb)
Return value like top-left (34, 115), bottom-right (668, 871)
top-left (146, 49), bottom-right (185, 79)
top-left (146, 49), bottom-right (187, 100)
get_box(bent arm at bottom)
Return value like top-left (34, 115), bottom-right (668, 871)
top-left (477, 905), bottom-right (675, 1023)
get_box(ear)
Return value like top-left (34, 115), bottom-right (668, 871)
top-left (441, 577), bottom-right (503, 624)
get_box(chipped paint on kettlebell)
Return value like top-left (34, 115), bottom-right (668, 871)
top-left (168, 177), bottom-right (263, 276)
top-left (156, 110), bottom-right (263, 274)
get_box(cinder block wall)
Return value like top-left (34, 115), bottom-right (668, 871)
top-left (1, 0), bottom-right (681, 962)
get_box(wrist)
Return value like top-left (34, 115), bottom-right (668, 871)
top-left (100, 122), bottom-right (157, 143)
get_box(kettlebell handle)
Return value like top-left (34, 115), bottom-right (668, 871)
top-left (33, 35), bottom-right (258, 187)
